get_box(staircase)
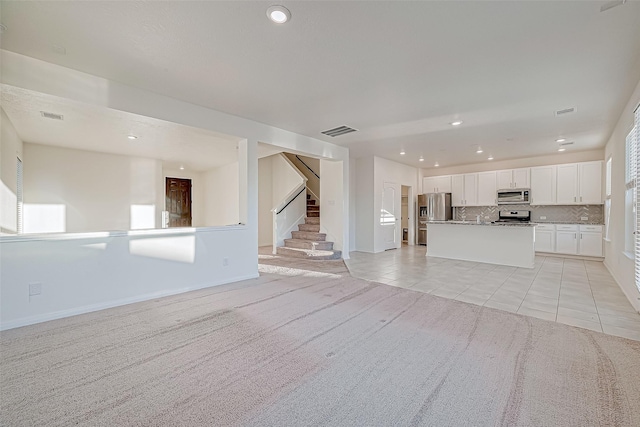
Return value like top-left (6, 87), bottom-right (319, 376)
top-left (276, 194), bottom-right (342, 260)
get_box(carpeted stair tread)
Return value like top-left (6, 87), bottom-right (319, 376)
top-left (276, 246), bottom-right (342, 260)
top-left (298, 223), bottom-right (320, 232)
top-left (307, 205), bottom-right (320, 211)
top-left (305, 217), bottom-right (320, 225)
top-left (291, 231), bottom-right (326, 241)
top-left (284, 239), bottom-right (334, 250)
top-left (307, 212), bottom-right (320, 218)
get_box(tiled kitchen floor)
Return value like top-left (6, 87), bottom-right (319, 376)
top-left (345, 245), bottom-right (640, 341)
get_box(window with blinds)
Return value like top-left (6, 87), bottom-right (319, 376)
top-left (17, 157), bottom-right (23, 234)
top-left (634, 104), bottom-right (639, 292)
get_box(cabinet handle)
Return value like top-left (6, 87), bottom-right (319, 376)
top-left (574, 233), bottom-right (577, 239)
top-left (581, 233), bottom-right (583, 239)
top-left (574, 196), bottom-right (576, 202)
top-left (580, 196), bottom-right (582, 202)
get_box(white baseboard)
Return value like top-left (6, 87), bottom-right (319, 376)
top-left (603, 260), bottom-right (640, 313)
top-left (0, 273), bottom-right (259, 331)
top-left (535, 252), bottom-right (605, 261)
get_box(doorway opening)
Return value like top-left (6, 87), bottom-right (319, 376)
top-left (165, 177), bottom-right (192, 227)
top-left (401, 185), bottom-right (410, 244)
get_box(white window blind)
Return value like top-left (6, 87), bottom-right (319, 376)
top-left (634, 104), bottom-right (639, 292)
top-left (17, 157), bottom-right (23, 234)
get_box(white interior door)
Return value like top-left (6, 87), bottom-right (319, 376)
top-left (381, 182), bottom-right (401, 250)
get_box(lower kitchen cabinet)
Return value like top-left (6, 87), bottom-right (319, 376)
top-left (534, 224), bottom-right (602, 257)
top-left (556, 229), bottom-right (579, 255)
top-left (579, 225), bottom-right (604, 257)
top-left (534, 224), bottom-right (555, 252)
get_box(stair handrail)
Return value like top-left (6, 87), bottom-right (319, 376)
top-left (271, 182), bottom-right (307, 254)
top-left (306, 186), bottom-right (320, 204)
top-left (296, 155), bottom-right (320, 179)
top-left (274, 186), bottom-right (306, 215)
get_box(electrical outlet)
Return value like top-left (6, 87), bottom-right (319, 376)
top-left (581, 216), bottom-right (588, 221)
top-left (222, 257), bottom-right (229, 267)
top-left (540, 216), bottom-right (546, 220)
top-left (485, 216), bottom-right (490, 220)
top-left (29, 283), bottom-right (42, 296)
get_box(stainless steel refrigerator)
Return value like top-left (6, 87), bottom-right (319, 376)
top-left (418, 193), bottom-right (452, 245)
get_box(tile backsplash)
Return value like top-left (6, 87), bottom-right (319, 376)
top-left (455, 205), bottom-right (603, 224)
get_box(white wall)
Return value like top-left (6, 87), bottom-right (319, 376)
top-left (203, 162), bottom-right (240, 226)
top-left (354, 156), bottom-right (375, 252)
top-left (604, 79), bottom-right (640, 312)
top-left (422, 149), bottom-right (604, 180)
top-left (320, 159), bottom-right (344, 251)
top-left (258, 156), bottom-right (273, 247)
top-left (0, 50), bottom-right (348, 329)
top-left (271, 154), bottom-right (305, 207)
top-left (349, 157), bottom-right (357, 251)
top-left (162, 168), bottom-right (205, 227)
top-left (23, 143), bottom-right (163, 233)
top-left (372, 156), bottom-right (419, 253)
top-left (0, 108), bottom-right (24, 234)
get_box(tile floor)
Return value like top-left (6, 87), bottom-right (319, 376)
top-left (345, 245), bottom-right (640, 341)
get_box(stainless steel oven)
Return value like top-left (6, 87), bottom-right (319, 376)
top-left (497, 189), bottom-right (530, 205)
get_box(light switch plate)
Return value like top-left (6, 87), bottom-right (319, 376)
top-left (581, 216), bottom-right (588, 221)
top-left (540, 216), bottom-right (546, 220)
top-left (29, 283), bottom-right (42, 296)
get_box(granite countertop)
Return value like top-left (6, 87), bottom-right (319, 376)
top-left (533, 221), bottom-right (604, 225)
top-left (427, 221), bottom-right (536, 227)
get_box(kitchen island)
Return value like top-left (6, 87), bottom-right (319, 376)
top-left (427, 221), bottom-right (536, 268)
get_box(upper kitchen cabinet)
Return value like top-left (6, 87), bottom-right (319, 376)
top-left (578, 161), bottom-right (603, 204)
top-left (497, 168), bottom-right (530, 189)
top-left (477, 171), bottom-right (497, 206)
top-left (422, 175), bottom-right (451, 193)
top-left (530, 165), bottom-right (557, 205)
top-left (556, 161), bottom-right (602, 205)
top-left (451, 173), bottom-right (478, 207)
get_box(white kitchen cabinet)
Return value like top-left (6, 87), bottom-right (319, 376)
top-left (530, 165), bottom-right (557, 205)
top-left (451, 174), bottom-right (477, 207)
top-left (513, 168), bottom-right (530, 188)
top-left (555, 225), bottom-right (579, 254)
top-left (477, 171), bottom-right (497, 206)
top-left (578, 162), bottom-right (603, 204)
top-left (451, 175), bottom-right (464, 206)
top-left (579, 225), bottom-right (603, 257)
top-left (423, 177), bottom-right (437, 193)
top-left (497, 168), bottom-right (530, 189)
top-left (556, 164), bottom-right (579, 204)
top-left (497, 170), bottom-right (513, 190)
top-left (534, 224), bottom-right (555, 252)
top-left (423, 175), bottom-right (452, 193)
top-left (556, 161), bottom-right (603, 205)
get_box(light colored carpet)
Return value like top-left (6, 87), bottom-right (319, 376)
top-left (1, 252), bottom-right (640, 426)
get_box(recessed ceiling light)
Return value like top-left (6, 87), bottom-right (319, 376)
top-left (476, 148), bottom-right (483, 154)
top-left (487, 156), bottom-right (494, 160)
top-left (450, 121), bottom-right (463, 126)
top-left (556, 138), bottom-right (566, 143)
top-left (558, 148), bottom-right (566, 152)
top-left (179, 166), bottom-right (185, 170)
top-left (267, 5), bottom-right (291, 24)
top-left (127, 135), bottom-right (137, 140)
top-left (434, 162), bottom-right (439, 167)
top-left (400, 150), bottom-right (405, 155)
top-left (419, 157), bottom-right (425, 162)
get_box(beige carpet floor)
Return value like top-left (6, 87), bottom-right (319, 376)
top-left (1, 252), bottom-right (640, 426)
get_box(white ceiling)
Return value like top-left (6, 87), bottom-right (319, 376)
top-left (1, 85), bottom-right (283, 171)
top-left (1, 1), bottom-right (639, 169)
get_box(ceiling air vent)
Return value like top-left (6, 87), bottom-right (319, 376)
top-left (555, 107), bottom-right (576, 117)
top-left (560, 141), bottom-right (575, 147)
top-left (40, 111), bottom-right (64, 120)
top-left (321, 125), bottom-right (358, 137)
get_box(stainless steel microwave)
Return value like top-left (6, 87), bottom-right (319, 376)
top-left (497, 189), bottom-right (530, 205)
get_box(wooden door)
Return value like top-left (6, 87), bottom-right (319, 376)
top-left (166, 177), bottom-right (192, 227)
